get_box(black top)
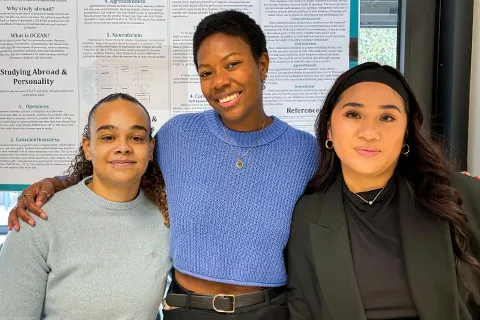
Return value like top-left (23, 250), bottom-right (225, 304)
top-left (287, 172), bottom-right (480, 320)
top-left (343, 177), bottom-right (419, 320)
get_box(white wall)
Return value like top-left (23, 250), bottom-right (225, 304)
top-left (469, 0), bottom-right (480, 175)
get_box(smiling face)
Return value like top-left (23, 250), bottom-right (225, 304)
top-left (196, 33), bottom-right (269, 128)
top-left (82, 99), bottom-right (154, 188)
top-left (328, 82), bottom-right (408, 179)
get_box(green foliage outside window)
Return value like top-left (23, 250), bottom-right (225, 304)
top-left (359, 28), bottom-right (397, 67)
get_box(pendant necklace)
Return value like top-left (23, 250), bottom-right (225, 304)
top-left (222, 120), bottom-right (265, 169)
top-left (354, 187), bottom-right (385, 205)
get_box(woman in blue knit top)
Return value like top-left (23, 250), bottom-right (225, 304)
top-left (8, 10), bottom-right (318, 319)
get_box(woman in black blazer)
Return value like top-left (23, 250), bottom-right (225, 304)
top-left (287, 62), bottom-right (480, 320)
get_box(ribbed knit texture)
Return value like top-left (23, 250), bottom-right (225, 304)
top-left (156, 110), bottom-right (319, 286)
top-left (0, 177), bottom-right (171, 320)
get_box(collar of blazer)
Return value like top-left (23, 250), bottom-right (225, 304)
top-left (308, 173), bottom-right (471, 320)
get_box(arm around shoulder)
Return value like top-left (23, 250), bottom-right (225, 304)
top-left (451, 173), bottom-right (480, 258)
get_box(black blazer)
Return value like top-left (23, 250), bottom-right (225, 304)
top-left (287, 173), bottom-right (480, 320)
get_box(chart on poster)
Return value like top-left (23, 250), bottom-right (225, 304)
top-left (0, 0), bottom-right (358, 188)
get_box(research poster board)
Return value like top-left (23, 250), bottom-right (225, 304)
top-left (0, 0), bottom-right (359, 189)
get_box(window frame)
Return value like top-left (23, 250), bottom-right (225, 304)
top-left (432, 0), bottom-right (474, 169)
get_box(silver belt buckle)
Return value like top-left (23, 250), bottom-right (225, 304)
top-left (212, 294), bottom-right (235, 313)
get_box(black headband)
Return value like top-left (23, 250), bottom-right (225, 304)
top-left (338, 68), bottom-right (410, 102)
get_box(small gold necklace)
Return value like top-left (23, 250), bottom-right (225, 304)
top-left (222, 120), bottom-right (266, 169)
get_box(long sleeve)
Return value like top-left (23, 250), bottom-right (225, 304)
top-left (0, 220), bottom-right (50, 319)
top-left (287, 197), bottom-right (315, 320)
top-left (287, 249), bottom-right (314, 320)
top-left (450, 173), bottom-right (480, 319)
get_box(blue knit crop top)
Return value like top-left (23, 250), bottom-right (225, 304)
top-left (156, 110), bottom-right (318, 286)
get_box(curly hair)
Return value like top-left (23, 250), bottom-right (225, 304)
top-left (192, 10), bottom-right (268, 69)
top-left (64, 93), bottom-right (169, 226)
top-left (306, 62), bottom-right (480, 288)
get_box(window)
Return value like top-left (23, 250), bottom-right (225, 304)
top-left (359, 0), bottom-right (399, 67)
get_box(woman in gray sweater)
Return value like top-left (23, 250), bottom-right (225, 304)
top-left (0, 93), bottom-right (172, 319)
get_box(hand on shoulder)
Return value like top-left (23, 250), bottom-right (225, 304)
top-left (461, 171), bottom-right (480, 181)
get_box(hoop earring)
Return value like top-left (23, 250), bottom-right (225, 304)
top-left (262, 73), bottom-right (268, 90)
top-left (325, 139), bottom-right (334, 150)
top-left (401, 143), bottom-right (410, 155)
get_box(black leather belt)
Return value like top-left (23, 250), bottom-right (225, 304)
top-left (165, 286), bottom-right (286, 313)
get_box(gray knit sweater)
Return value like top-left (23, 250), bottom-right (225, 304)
top-left (0, 177), bottom-right (171, 319)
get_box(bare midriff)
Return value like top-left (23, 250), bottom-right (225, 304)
top-left (174, 269), bottom-right (263, 295)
